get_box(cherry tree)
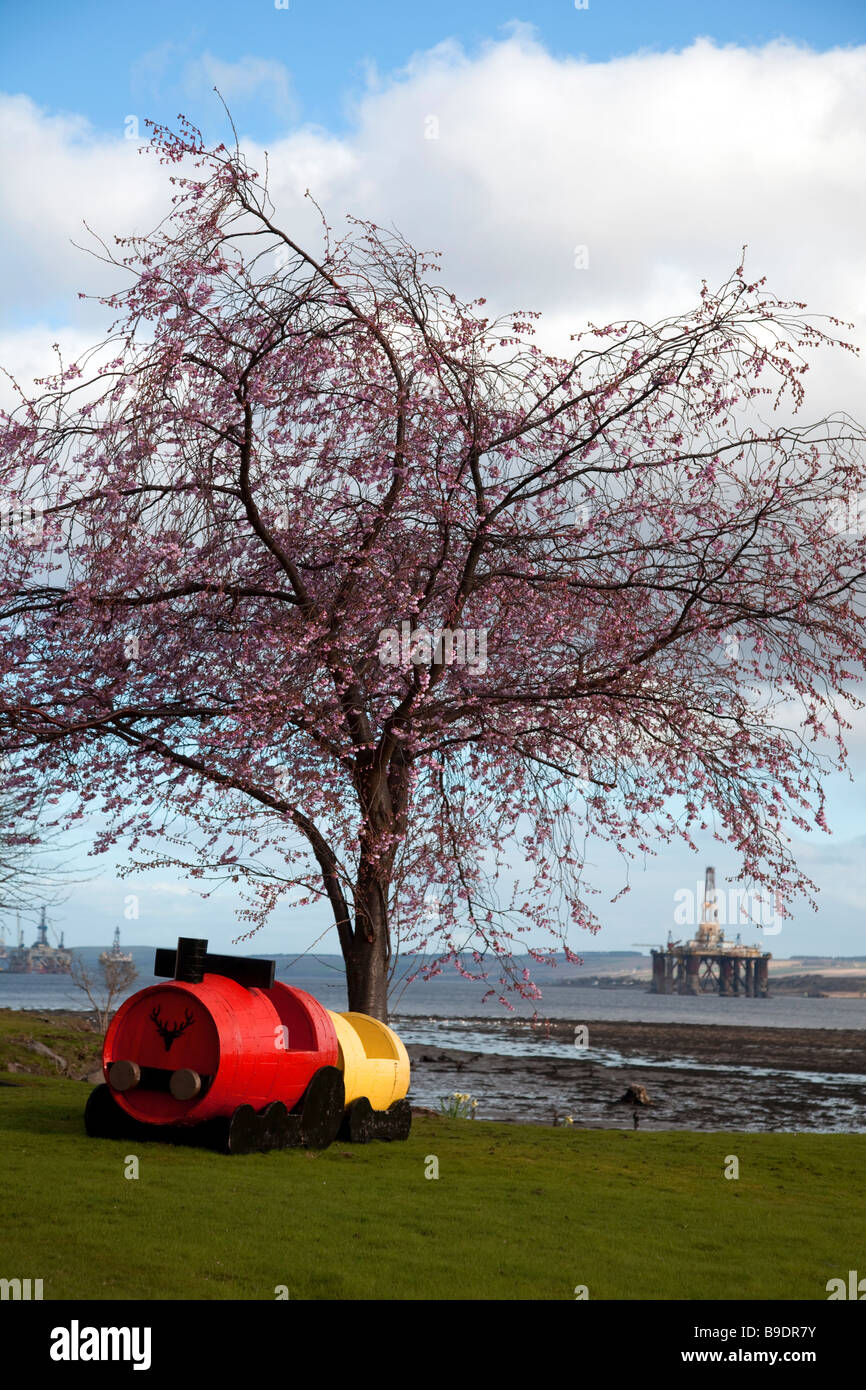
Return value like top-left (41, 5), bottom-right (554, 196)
top-left (1, 118), bottom-right (865, 1020)
top-left (0, 771), bottom-right (78, 931)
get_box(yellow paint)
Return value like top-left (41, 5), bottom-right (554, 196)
top-left (328, 1011), bottom-right (410, 1111)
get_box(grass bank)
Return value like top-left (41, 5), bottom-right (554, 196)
top-left (0, 1006), bottom-right (102, 1078)
top-left (1, 1073), bottom-right (863, 1300)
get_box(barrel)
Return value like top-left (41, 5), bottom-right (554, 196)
top-left (103, 977), bottom-right (338, 1125)
top-left (327, 1011), bottom-right (410, 1111)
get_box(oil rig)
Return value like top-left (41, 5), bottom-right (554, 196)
top-left (99, 925), bottom-right (133, 967)
top-left (650, 868), bottom-right (771, 997)
top-left (0, 907), bottom-right (71, 974)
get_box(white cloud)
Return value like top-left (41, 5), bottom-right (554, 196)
top-left (147, 882), bottom-right (193, 897)
top-left (262, 34), bottom-right (866, 302)
top-left (2, 36), bottom-right (865, 368)
top-left (0, 94), bottom-right (171, 327)
top-left (183, 53), bottom-right (296, 122)
top-left (0, 324), bottom-right (108, 409)
top-left (4, 34), bottom-right (865, 417)
top-left (251, 32), bottom-right (866, 425)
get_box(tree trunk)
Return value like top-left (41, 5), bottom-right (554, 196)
top-left (345, 936), bottom-right (390, 1021)
top-left (345, 866), bottom-right (391, 1021)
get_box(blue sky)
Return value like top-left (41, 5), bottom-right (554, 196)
top-left (1, 2), bottom-right (865, 960)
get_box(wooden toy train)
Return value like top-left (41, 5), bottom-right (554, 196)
top-left (85, 937), bottom-right (411, 1154)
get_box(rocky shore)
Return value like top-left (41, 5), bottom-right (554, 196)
top-left (404, 1019), bottom-right (866, 1131)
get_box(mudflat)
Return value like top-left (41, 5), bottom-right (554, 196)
top-left (406, 1018), bottom-right (866, 1131)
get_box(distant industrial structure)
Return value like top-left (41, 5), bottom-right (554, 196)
top-left (99, 926), bottom-right (133, 967)
top-left (0, 907), bottom-right (71, 974)
top-left (650, 867), bottom-right (771, 997)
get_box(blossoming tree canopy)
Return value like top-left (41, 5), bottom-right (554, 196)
top-left (1, 118), bottom-right (865, 1020)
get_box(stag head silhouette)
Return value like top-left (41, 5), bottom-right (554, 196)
top-left (150, 1004), bottom-right (195, 1052)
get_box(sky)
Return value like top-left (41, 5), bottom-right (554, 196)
top-left (1, 1), bottom-right (865, 961)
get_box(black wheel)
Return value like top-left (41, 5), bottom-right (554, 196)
top-left (226, 1103), bottom-right (259, 1155)
top-left (340, 1096), bottom-right (412, 1143)
top-left (84, 1083), bottom-right (132, 1139)
top-left (258, 1100), bottom-right (287, 1150)
top-left (299, 1066), bottom-right (345, 1149)
top-left (382, 1097), bottom-right (412, 1142)
top-left (341, 1095), bottom-right (375, 1144)
top-left (259, 1100), bottom-right (302, 1151)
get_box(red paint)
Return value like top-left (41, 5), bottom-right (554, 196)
top-left (104, 976), bottom-right (338, 1125)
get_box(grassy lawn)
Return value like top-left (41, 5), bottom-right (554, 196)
top-left (1, 1072), bottom-right (862, 1300)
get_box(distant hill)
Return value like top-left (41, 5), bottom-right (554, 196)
top-left (66, 946), bottom-right (860, 987)
top-left (64, 946), bottom-right (651, 988)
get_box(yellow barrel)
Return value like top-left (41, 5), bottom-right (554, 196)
top-left (327, 1011), bottom-right (410, 1111)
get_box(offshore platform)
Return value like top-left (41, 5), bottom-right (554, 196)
top-left (650, 867), bottom-right (771, 997)
top-left (0, 907), bottom-right (71, 974)
top-left (99, 925), bottom-right (133, 967)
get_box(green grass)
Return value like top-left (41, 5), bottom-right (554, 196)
top-left (0, 1006), bottom-right (103, 1078)
top-left (1, 1073), bottom-right (863, 1300)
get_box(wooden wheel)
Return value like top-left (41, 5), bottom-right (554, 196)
top-left (226, 1103), bottom-right (259, 1155)
top-left (299, 1066), bottom-right (345, 1149)
top-left (260, 1100), bottom-right (302, 1151)
top-left (343, 1095), bottom-right (375, 1143)
top-left (85, 1082), bottom-right (132, 1139)
top-left (382, 1098), bottom-right (412, 1142)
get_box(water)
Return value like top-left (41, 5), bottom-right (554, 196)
top-left (393, 982), bottom-right (866, 1029)
top-left (3, 960), bottom-right (866, 1031)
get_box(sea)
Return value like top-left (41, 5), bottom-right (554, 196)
top-left (4, 946), bottom-right (866, 1035)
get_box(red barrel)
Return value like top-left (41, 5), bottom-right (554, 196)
top-left (103, 976), bottom-right (338, 1125)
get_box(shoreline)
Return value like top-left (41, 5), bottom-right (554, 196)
top-left (4, 1005), bottom-right (866, 1068)
top-left (4, 1008), bottom-right (864, 1132)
